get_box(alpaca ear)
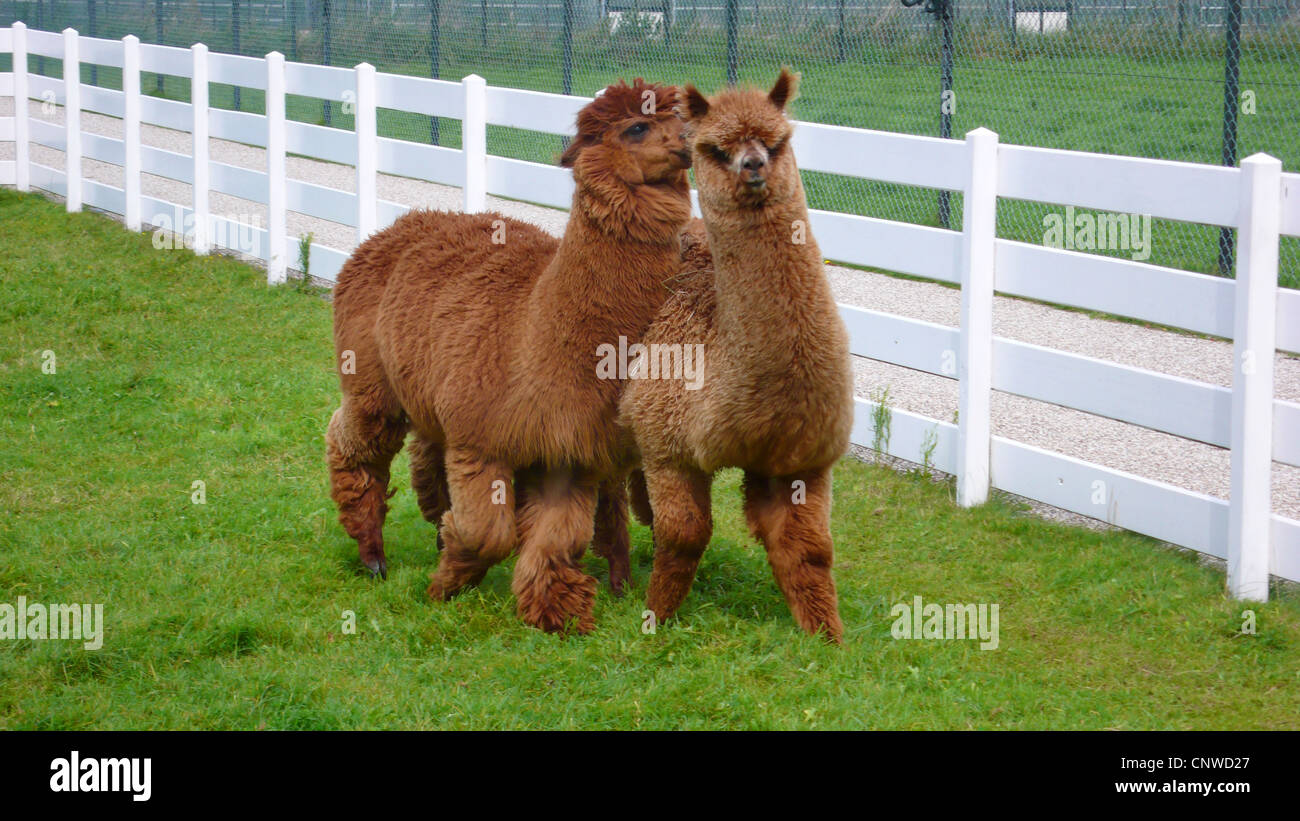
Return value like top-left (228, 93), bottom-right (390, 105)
top-left (682, 84), bottom-right (710, 121)
top-left (768, 68), bottom-right (800, 111)
top-left (559, 135), bottom-right (589, 168)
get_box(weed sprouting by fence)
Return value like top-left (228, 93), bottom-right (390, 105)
top-left (296, 229), bottom-right (313, 286)
top-left (1, 0), bottom-right (1297, 284)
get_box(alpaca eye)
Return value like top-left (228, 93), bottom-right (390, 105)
top-left (768, 138), bottom-right (788, 157)
top-left (624, 123), bottom-right (649, 139)
top-left (707, 145), bottom-right (731, 164)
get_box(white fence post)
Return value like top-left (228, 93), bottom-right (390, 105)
top-left (122, 35), bottom-right (141, 232)
top-left (1228, 152), bottom-right (1282, 602)
top-left (956, 126), bottom-right (999, 508)
top-left (63, 28), bottom-right (81, 213)
top-left (191, 43), bottom-right (209, 255)
top-left (355, 62), bottom-right (377, 244)
top-left (462, 73), bottom-right (486, 214)
top-left (266, 51), bottom-right (287, 284)
top-left (13, 23), bottom-right (30, 192)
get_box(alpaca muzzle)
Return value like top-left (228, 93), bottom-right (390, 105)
top-left (737, 146), bottom-right (769, 189)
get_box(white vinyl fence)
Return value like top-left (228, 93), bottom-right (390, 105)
top-left (2, 24), bottom-right (1299, 598)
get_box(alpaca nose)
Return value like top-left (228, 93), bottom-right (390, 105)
top-left (740, 151), bottom-right (767, 188)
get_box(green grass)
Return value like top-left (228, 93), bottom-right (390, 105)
top-left (1, 188), bottom-right (1298, 730)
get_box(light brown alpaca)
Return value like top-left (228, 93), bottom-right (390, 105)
top-left (617, 70), bottom-right (855, 641)
top-left (327, 80), bottom-right (692, 633)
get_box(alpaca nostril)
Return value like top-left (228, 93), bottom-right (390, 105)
top-left (742, 156), bottom-right (765, 172)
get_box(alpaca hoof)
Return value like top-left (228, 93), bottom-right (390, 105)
top-left (823, 619), bottom-right (845, 645)
top-left (427, 560), bottom-right (488, 602)
top-left (607, 566), bottom-right (630, 598)
top-left (363, 557), bottom-right (387, 580)
top-left (792, 594), bottom-right (843, 643)
top-left (518, 566), bottom-right (597, 635)
top-left (803, 615), bottom-right (843, 645)
top-left (644, 595), bottom-right (681, 627)
top-left (819, 626), bottom-right (843, 645)
top-left (426, 576), bottom-right (455, 602)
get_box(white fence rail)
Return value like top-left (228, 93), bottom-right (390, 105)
top-left (2, 23), bottom-right (1298, 596)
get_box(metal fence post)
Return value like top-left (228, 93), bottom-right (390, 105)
top-left (562, 0), bottom-right (573, 95)
top-left (726, 0), bottom-right (738, 85)
top-left (836, 0), bottom-right (846, 63)
top-left (35, 0), bottom-right (46, 75)
top-left (86, 0), bottom-right (96, 85)
top-left (1218, 0), bottom-right (1243, 277)
top-left (289, 0), bottom-right (299, 61)
top-left (155, 0), bottom-right (164, 93)
top-left (938, 0), bottom-right (955, 229)
top-left (232, 0), bottom-right (242, 110)
top-left (323, 0), bottom-right (332, 126)
top-left (429, 0), bottom-right (440, 144)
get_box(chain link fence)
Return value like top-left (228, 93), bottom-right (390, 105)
top-left (3, 0), bottom-right (1297, 285)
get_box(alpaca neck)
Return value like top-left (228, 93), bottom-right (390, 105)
top-left (521, 176), bottom-right (689, 367)
top-left (704, 184), bottom-right (838, 380)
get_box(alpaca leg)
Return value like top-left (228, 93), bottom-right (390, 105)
top-left (592, 477), bottom-right (631, 596)
top-left (743, 468), bottom-right (843, 643)
top-left (326, 404), bottom-right (408, 579)
top-left (426, 448), bottom-right (516, 601)
top-left (408, 434), bottom-right (451, 553)
top-left (512, 470), bottom-right (599, 634)
top-left (628, 468), bottom-right (653, 528)
top-left (644, 466), bottom-right (713, 624)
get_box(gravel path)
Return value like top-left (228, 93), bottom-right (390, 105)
top-left (4, 97), bottom-right (1297, 523)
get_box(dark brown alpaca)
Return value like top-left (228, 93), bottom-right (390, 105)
top-left (617, 71), bottom-right (855, 641)
top-left (327, 79), bottom-right (692, 633)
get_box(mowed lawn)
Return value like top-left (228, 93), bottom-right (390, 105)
top-left (0, 188), bottom-right (1297, 730)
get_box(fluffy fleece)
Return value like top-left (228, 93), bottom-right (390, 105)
top-left (615, 70), bottom-right (855, 641)
top-left (326, 79), bottom-right (692, 633)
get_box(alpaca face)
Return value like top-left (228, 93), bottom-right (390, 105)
top-left (682, 69), bottom-right (800, 211)
top-left (608, 113), bottom-right (693, 185)
top-left (560, 79), bottom-right (692, 188)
